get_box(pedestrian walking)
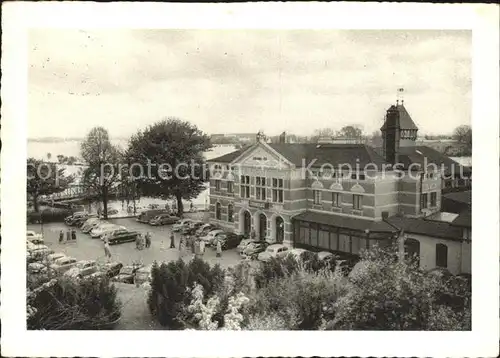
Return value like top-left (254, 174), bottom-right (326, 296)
top-left (66, 229), bottom-right (71, 242)
top-left (190, 202), bottom-right (194, 212)
top-left (145, 232), bottom-right (151, 249)
top-left (135, 235), bottom-right (140, 250)
top-left (59, 230), bottom-right (64, 244)
top-left (179, 235), bottom-right (184, 251)
top-left (199, 239), bottom-right (205, 257)
top-left (71, 229), bottom-right (77, 241)
top-left (250, 229), bottom-right (256, 241)
top-left (216, 240), bottom-right (222, 258)
top-left (191, 236), bottom-right (196, 253)
top-left (160, 240), bottom-right (165, 251)
top-left (170, 233), bottom-right (175, 249)
top-left (104, 240), bottom-right (112, 260)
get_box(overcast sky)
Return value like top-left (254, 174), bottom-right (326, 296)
top-left (28, 29), bottom-right (471, 139)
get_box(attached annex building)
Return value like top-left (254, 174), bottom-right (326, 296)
top-left (207, 102), bottom-right (472, 275)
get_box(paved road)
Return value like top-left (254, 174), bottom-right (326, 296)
top-left (28, 216), bottom-right (242, 269)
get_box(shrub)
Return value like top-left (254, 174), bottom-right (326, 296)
top-left (328, 245), bottom-right (471, 330)
top-left (27, 276), bottom-right (121, 330)
top-left (147, 258), bottom-right (226, 329)
top-left (254, 255), bottom-right (300, 289)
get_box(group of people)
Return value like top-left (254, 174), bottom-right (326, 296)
top-left (136, 232), bottom-right (152, 250)
top-left (59, 229), bottom-right (77, 243)
top-left (169, 233), bottom-right (223, 258)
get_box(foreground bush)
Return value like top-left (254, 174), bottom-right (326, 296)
top-left (147, 258), bottom-right (225, 329)
top-left (27, 276), bottom-right (121, 330)
top-left (327, 246), bottom-right (471, 330)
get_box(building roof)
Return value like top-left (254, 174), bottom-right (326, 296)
top-left (386, 216), bottom-right (463, 240)
top-left (208, 142), bottom-right (388, 168)
top-left (396, 146), bottom-right (471, 176)
top-left (451, 209), bottom-right (471, 228)
top-left (443, 190), bottom-right (472, 205)
top-left (292, 211), bottom-right (398, 233)
top-left (380, 104), bottom-right (419, 131)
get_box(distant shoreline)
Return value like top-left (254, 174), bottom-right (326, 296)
top-left (28, 137), bottom-right (129, 143)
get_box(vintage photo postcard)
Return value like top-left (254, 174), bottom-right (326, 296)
top-left (1, 2), bottom-right (499, 357)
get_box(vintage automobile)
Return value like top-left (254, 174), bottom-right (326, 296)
top-left (257, 244), bottom-right (290, 262)
top-left (195, 223), bottom-right (219, 236)
top-left (26, 230), bottom-right (43, 241)
top-left (82, 219), bottom-right (107, 233)
top-left (199, 229), bottom-right (225, 246)
top-left (65, 260), bottom-right (98, 278)
top-left (103, 228), bottom-right (141, 245)
top-left (28, 262), bottom-right (48, 274)
top-left (236, 238), bottom-right (258, 253)
top-left (46, 252), bottom-right (67, 263)
top-left (180, 221), bottom-right (205, 235)
top-left (137, 209), bottom-right (168, 224)
top-left (90, 224), bottom-right (126, 238)
top-left (212, 233), bottom-right (245, 250)
top-left (133, 265), bottom-right (153, 286)
top-left (112, 264), bottom-right (144, 284)
top-left (49, 256), bottom-right (78, 274)
top-left (65, 212), bottom-right (89, 226)
top-left (241, 241), bottom-right (269, 259)
top-left (149, 213), bottom-right (180, 226)
top-left (171, 219), bottom-right (195, 232)
top-left (101, 261), bottom-right (124, 278)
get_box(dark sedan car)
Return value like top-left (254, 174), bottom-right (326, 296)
top-left (112, 264), bottom-right (144, 284)
top-left (213, 233), bottom-right (246, 250)
top-left (102, 262), bottom-right (124, 278)
top-left (104, 228), bottom-right (140, 245)
top-left (149, 213), bottom-right (180, 226)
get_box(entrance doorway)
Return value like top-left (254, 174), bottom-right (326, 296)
top-left (259, 213), bottom-right (267, 240)
top-left (242, 210), bottom-right (251, 236)
top-left (275, 216), bottom-right (284, 243)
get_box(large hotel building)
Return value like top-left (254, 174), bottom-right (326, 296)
top-left (207, 102), bottom-right (472, 275)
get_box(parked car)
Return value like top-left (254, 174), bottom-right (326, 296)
top-left (134, 265), bottom-right (153, 286)
top-left (149, 213), bottom-right (180, 226)
top-left (236, 238), bottom-right (258, 253)
top-left (28, 248), bottom-right (55, 263)
top-left (46, 252), bottom-right (67, 263)
top-left (241, 241), bottom-right (269, 259)
top-left (90, 224), bottom-right (126, 238)
top-left (26, 230), bottom-right (43, 241)
top-left (257, 244), bottom-right (290, 262)
top-left (100, 209), bottom-right (119, 218)
top-left (112, 264), bottom-right (144, 284)
top-left (50, 256), bottom-right (78, 274)
top-left (181, 221), bottom-right (205, 235)
top-left (65, 260), bottom-right (98, 278)
top-left (65, 212), bottom-right (88, 226)
top-left (137, 209), bottom-right (168, 223)
top-left (75, 214), bottom-right (98, 227)
top-left (171, 219), bottom-right (195, 232)
top-left (26, 241), bottom-right (37, 251)
top-left (199, 229), bottom-right (225, 246)
top-left (196, 223), bottom-right (219, 236)
top-left (82, 219), bottom-right (107, 233)
top-left (317, 251), bottom-right (340, 266)
top-left (27, 244), bottom-right (49, 253)
top-left (213, 233), bottom-right (245, 250)
top-left (103, 228), bottom-right (141, 245)
top-left (28, 262), bottom-right (47, 274)
top-left (28, 237), bottom-right (44, 245)
top-left (101, 261), bottom-right (124, 278)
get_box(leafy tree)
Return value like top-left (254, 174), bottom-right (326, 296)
top-left (453, 125), bottom-right (472, 155)
top-left (80, 127), bottom-right (122, 219)
top-left (127, 118), bottom-right (212, 216)
top-left (311, 127), bottom-right (335, 143)
top-left (26, 158), bottom-right (72, 212)
top-left (336, 125), bottom-right (364, 140)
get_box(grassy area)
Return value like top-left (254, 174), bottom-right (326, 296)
top-left (114, 283), bottom-right (162, 330)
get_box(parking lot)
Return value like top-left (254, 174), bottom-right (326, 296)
top-left (27, 216), bottom-right (243, 269)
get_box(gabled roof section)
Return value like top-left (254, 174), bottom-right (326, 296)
top-left (443, 190), bottom-right (472, 205)
top-left (268, 143), bottom-right (388, 168)
top-left (381, 104), bottom-right (419, 131)
top-left (451, 209), bottom-right (471, 228)
top-left (206, 148), bottom-right (246, 163)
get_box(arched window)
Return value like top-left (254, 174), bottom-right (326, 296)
top-left (435, 243), bottom-right (448, 268)
top-left (227, 204), bottom-right (234, 222)
top-left (215, 202), bottom-right (221, 220)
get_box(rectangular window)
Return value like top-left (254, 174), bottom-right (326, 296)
top-left (430, 192), bottom-right (437, 207)
top-left (255, 176), bottom-right (266, 201)
top-left (332, 192), bottom-right (341, 207)
top-left (227, 181), bottom-right (234, 194)
top-left (420, 193), bottom-right (428, 209)
top-left (313, 190), bottom-right (322, 205)
top-left (339, 233), bottom-right (350, 252)
top-left (215, 180), bottom-right (221, 191)
top-left (272, 178), bottom-right (284, 203)
top-left (309, 224), bottom-right (318, 247)
top-left (353, 195), bottom-right (363, 210)
top-left (240, 175), bottom-right (250, 198)
top-left (351, 236), bottom-right (361, 255)
top-left (319, 230), bottom-right (330, 249)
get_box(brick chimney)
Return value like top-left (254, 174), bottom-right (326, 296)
top-left (279, 131), bottom-right (286, 144)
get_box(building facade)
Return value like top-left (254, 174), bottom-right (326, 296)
top-left (207, 101), bottom-right (472, 274)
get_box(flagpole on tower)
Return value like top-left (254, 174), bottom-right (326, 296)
top-left (397, 87), bottom-right (405, 105)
